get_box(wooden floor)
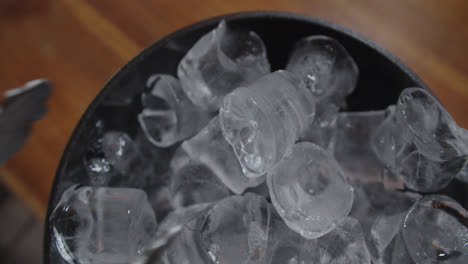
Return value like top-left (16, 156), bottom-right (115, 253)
top-left (0, 184), bottom-right (43, 263)
top-left (0, 0), bottom-right (467, 219)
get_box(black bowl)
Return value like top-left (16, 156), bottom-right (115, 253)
top-left (45, 11), bottom-right (456, 263)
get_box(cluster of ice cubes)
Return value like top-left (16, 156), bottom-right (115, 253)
top-left (50, 20), bottom-right (468, 264)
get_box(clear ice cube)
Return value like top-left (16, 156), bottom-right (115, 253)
top-left (390, 234), bottom-right (415, 264)
top-left (286, 35), bottom-right (358, 106)
top-left (329, 109), bottom-right (403, 188)
top-left (374, 233), bottom-right (415, 264)
top-left (168, 148), bottom-right (231, 208)
top-left (182, 116), bottom-right (264, 194)
top-left (265, 210), bottom-right (320, 263)
top-left (178, 20), bottom-right (270, 112)
top-left (138, 74), bottom-right (212, 148)
top-left (457, 166), bottom-right (468, 183)
top-left (402, 195), bottom-right (468, 264)
top-left (148, 208), bottom-right (208, 264)
top-left (267, 142), bottom-right (354, 239)
top-left (101, 131), bottom-right (153, 188)
top-left (83, 121), bottom-right (118, 186)
top-left (372, 88), bottom-right (468, 192)
top-left (286, 35), bottom-right (359, 149)
top-left (49, 185), bottom-right (157, 264)
top-left (371, 213), bottom-right (407, 256)
top-left (200, 193), bottom-right (271, 264)
top-left (349, 182), bottom-right (420, 260)
top-left (299, 103), bottom-right (339, 150)
top-left (150, 203), bottom-right (211, 252)
top-left (318, 217), bottom-right (371, 264)
top-left (85, 157), bottom-right (115, 186)
top-left (220, 70), bottom-right (315, 178)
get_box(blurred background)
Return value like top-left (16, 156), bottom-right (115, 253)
top-left (0, 0), bottom-right (467, 262)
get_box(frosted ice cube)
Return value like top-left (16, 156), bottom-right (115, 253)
top-left (402, 195), bottom-right (468, 264)
top-left (372, 88), bottom-right (468, 192)
top-left (182, 116), bottom-right (264, 194)
top-left (138, 74), bottom-right (212, 148)
top-left (318, 217), bottom-right (371, 264)
top-left (200, 193), bottom-right (271, 264)
top-left (49, 185), bottom-right (157, 264)
top-left (178, 20), bottom-right (270, 111)
top-left (168, 148), bottom-right (231, 208)
top-left (267, 142), bottom-right (354, 239)
top-left (220, 70), bottom-right (315, 178)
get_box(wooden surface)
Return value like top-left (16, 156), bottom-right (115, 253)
top-left (0, 0), bottom-right (467, 219)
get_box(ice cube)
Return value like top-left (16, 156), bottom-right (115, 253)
top-left (390, 234), bottom-right (415, 264)
top-left (200, 193), bottom-right (271, 264)
top-left (168, 148), bottom-right (232, 208)
top-left (371, 213), bottom-right (407, 256)
top-left (318, 217), bottom-right (371, 264)
top-left (146, 203), bottom-right (211, 255)
top-left (139, 74), bottom-right (212, 147)
top-left (147, 195), bottom-right (263, 263)
top-left (244, 182), bottom-right (270, 199)
top-left (182, 116), bottom-right (264, 194)
top-left (455, 128), bottom-right (468, 183)
top-left (265, 210), bottom-right (320, 263)
top-left (147, 207), bottom-right (208, 264)
top-left (49, 185), bottom-right (157, 264)
top-left (85, 157), bottom-right (115, 186)
top-left (329, 109), bottom-right (403, 188)
top-left (134, 127), bottom-right (173, 177)
top-left (457, 167), bottom-right (468, 183)
top-left (286, 35), bottom-right (358, 149)
top-left (349, 182), bottom-right (420, 260)
top-left (402, 195), bottom-right (468, 264)
top-left (145, 185), bottom-right (173, 224)
top-left (220, 70), bottom-right (315, 178)
top-left (178, 20), bottom-right (270, 111)
top-left (299, 103), bottom-right (339, 150)
top-left (374, 233), bottom-right (415, 264)
top-left (286, 35), bottom-right (358, 107)
top-left (101, 131), bottom-right (153, 188)
top-left (267, 142), bottom-right (354, 239)
top-left (372, 88), bottom-right (468, 192)
top-left (83, 121), bottom-right (118, 186)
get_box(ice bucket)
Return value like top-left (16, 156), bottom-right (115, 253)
top-left (44, 11), bottom-right (467, 263)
